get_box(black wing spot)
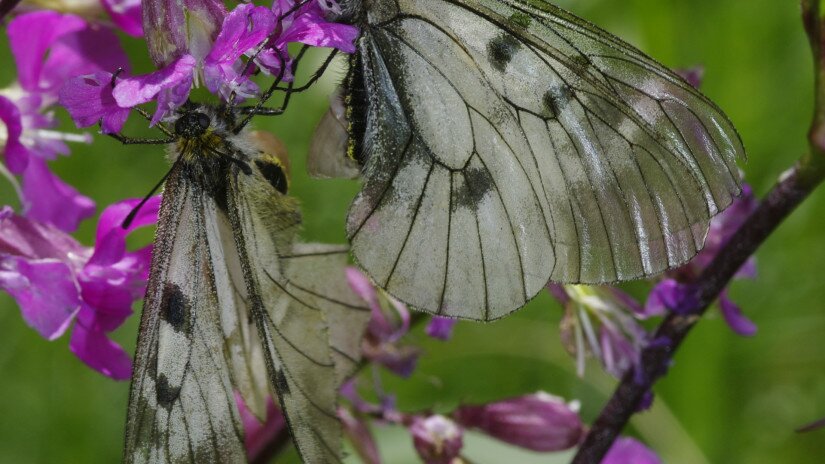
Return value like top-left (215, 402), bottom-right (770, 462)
top-left (255, 159), bottom-right (289, 194)
top-left (275, 369), bottom-right (290, 395)
top-left (543, 86), bottom-right (572, 118)
top-left (487, 33), bottom-right (522, 72)
top-left (160, 283), bottom-right (189, 333)
top-left (452, 167), bottom-right (494, 212)
top-left (156, 374), bottom-right (181, 411)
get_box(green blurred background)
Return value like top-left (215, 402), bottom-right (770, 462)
top-left (1, 0), bottom-right (823, 462)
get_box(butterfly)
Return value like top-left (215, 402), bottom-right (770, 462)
top-left (312, 0), bottom-right (744, 321)
top-left (120, 105), bottom-right (371, 463)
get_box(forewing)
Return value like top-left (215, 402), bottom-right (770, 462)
top-left (347, 0), bottom-right (743, 320)
top-left (124, 170), bottom-right (246, 463)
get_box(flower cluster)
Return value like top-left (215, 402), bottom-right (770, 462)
top-left (61, 0), bottom-right (358, 130)
top-left (0, 11), bottom-right (132, 231)
top-left (0, 197), bottom-right (159, 379)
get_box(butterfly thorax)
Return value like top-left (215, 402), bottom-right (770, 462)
top-left (168, 106), bottom-right (251, 210)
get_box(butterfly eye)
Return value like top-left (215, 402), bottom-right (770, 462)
top-left (174, 112), bottom-right (210, 137)
top-left (197, 113), bottom-right (211, 130)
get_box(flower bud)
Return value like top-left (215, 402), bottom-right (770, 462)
top-left (454, 392), bottom-right (583, 452)
top-left (143, 0), bottom-right (226, 67)
top-left (410, 415), bottom-right (463, 464)
top-left (426, 316), bottom-right (457, 341)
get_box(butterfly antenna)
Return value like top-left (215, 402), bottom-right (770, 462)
top-left (121, 159), bottom-right (179, 229)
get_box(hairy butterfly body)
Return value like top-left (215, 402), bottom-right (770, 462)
top-left (124, 104), bottom-right (370, 464)
top-left (325, 0), bottom-right (744, 320)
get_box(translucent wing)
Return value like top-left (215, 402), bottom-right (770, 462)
top-left (124, 169), bottom-right (246, 463)
top-left (344, 0), bottom-right (743, 320)
top-left (227, 156), bottom-right (358, 464)
top-left (282, 243), bottom-right (372, 383)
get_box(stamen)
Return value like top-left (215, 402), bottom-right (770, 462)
top-left (33, 129), bottom-right (93, 144)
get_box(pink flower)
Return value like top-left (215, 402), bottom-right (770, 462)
top-left (454, 392), bottom-right (584, 452)
top-left (339, 407), bottom-right (382, 464)
top-left (410, 415), bottom-right (463, 464)
top-left (602, 437), bottom-right (661, 464)
top-left (203, 4), bottom-right (278, 100)
top-left (113, 55), bottom-right (198, 124)
top-left (550, 284), bottom-right (649, 379)
top-left (256, 0), bottom-right (358, 77)
top-left (108, 0), bottom-right (359, 121)
top-left (346, 267), bottom-right (420, 377)
top-left (426, 317), bottom-right (457, 341)
top-left (1, 11), bottom-right (129, 231)
top-left (0, 197), bottom-right (160, 379)
top-left (100, 0), bottom-right (143, 36)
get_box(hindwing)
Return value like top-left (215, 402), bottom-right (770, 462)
top-left (343, 0), bottom-right (744, 320)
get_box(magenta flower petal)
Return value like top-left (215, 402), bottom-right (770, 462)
top-left (0, 95), bottom-right (28, 173)
top-left (59, 72), bottom-right (131, 133)
top-left (68, 313), bottom-right (132, 380)
top-left (101, 0), bottom-right (143, 36)
top-left (644, 279), bottom-right (698, 316)
top-left (719, 290), bottom-right (757, 336)
top-left (0, 205), bottom-right (85, 260)
top-left (21, 158), bottom-right (95, 232)
top-left (204, 4), bottom-right (277, 99)
top-left (0, 257), bottom-right (81, 340)
top-left (599, 324), bottom-right (640, 379)
top-left (602, 437), bottom-right (661, 464)
top-left (8, 11), bottom-right (86, 92)
top-left (280, 14), bottom-right (358, 53)
top-left (207, 4), bottom-right (277, 65)
top-left (41, 23), bottom-right (129, 87)
top-left (346, 266), bottom-right (399, 340)
top-left (426, 317), bottom-right (457, 341)
top-left (89, 196), bottom-right (161, 266)
top-left (455, 392), bottom-right (583, 452)
top-left (236, 393), bottom-right (286, 462)
top-left (113, 55), bottom-right (196, 123)
top-left (9, 12), bottom-right (128, 96)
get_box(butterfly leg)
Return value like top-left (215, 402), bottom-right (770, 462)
top-left (105, 132), bottom-right (176, 145)
top-left (234, 47), bottom-right (338, 128)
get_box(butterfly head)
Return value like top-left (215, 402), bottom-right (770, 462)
top-left (174, 111), bottom-right (212, 138)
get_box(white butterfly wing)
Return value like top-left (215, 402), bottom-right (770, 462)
top-left (124, 170), bottom-right (246, 463)
top-left (346, 0), bottom-right (743, 320)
